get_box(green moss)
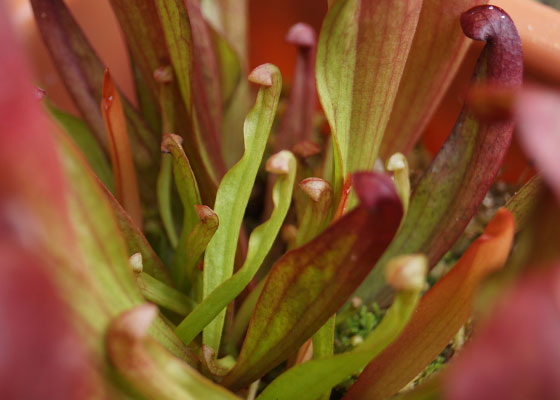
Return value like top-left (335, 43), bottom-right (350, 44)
top-left (334, 304), bottom-right (382, 354)
top-left (330, 303), bottom-right (384, 399)
top-left (416, 355), bottom-right (446, 384)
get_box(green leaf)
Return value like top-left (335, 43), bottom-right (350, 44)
top-left (56, 132), bottom-right (195, 364)
top-left (256, 289), bottom-right (422, 400)
top-left (202, 0), bottom-right (251, 169)
top-left (312, 315), bottom-right (335, 360)
top-left (130, 57), bottom-right (161, 133)
top-left (158, 68), bottom-right (219, 205)
top-left (210, 26), bottom-right (242, 107)
top-left (354, 5), bottom-right (524, 305)
top-left (184, 205), bottom-right (219, 298)
top-left (201, 64), bottom-right (282, 353)
top-left (385, 153), bottom-right (411, 216)
top-left (176, 151), bottom-right (296, 346)
top-left (295, 178), bottom-right (334, 247)
top-left (100, 182), bottom-right (173, 286)
top-left (45, 99), bottom-right (114, 192)
top-left (157, 154), bottom-right (178, 247)
top-left (505, 173), bottom-right (544, 234)
top-left (161, 134), bottom-right (203, 286)
top-left (227, 278), bottom-right (266, 353)
top-left (156, 75), bottom-right (185, 248)
top-left (201, 0), bottom-right (248, 64)
top-left (107, 305), bottom-right (240, 400)
top-left (222, 172), bottom-right (403, 389)
top-left (316, 0), bottom-right (422, 199)
top-left (135, 271), bottom-right (197, 317)
top-left (312, 315), bottom-right (336, 400)
top-left (111, 0), bottom-right (220, 205)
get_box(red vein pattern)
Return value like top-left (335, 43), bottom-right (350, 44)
top-left (381, 0), bottom-right (487, 158)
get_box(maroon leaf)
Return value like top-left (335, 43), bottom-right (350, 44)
top-left (108, 0), bottom-right (168, 102)
top-left (355, 5), bottom-right (523, 304)
top-left (30, 0), bottom-right (159, 203)
top-left (275, 23), bottom-right (317, 151)
top-left (222, 172), bottom-right (403, 390)
top-left (184, 0), bottom-right (226, 178)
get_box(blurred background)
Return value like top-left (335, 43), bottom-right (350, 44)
top-left (5, 0), bottom-right (560, 184)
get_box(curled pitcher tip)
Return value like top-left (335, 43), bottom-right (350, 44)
top-left (352, 172), bottom-right (402, 213)
top-left (286, 23), bottom-right (316, 47)
top-left (129, 252), bottom-right (143, 274)
top-left (386, 153), bottom-right (407, 171)
top-left (266, 150), bottom-right (294, 175)
top-left (101, 68), bottom-right (116, 110)
top-left (248, 64), bottom-right (279, 87)
top-left (34, 86), bottom-right (46, 100)
top-left (460, 5), bottom-right (519, 45)
top-left (299, 178), bottom-right (333, 203)
top-left (160, 133), bottom-right (183, 153)
top-left (385, 254), bottom-right (428, 291)
top-left (459, 4), bottom-right (524, 90)
top-left (292, 140), bottom-right (322, 159)
top-left (153, 65), bottom-right (174, 84)
top-left (195, 205), bottom-right (219, 224)
top-left (109, 304), bottom-right (158, 341)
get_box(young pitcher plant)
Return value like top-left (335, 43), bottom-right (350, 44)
top-left (1, 0), bottom-right (560, 399)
